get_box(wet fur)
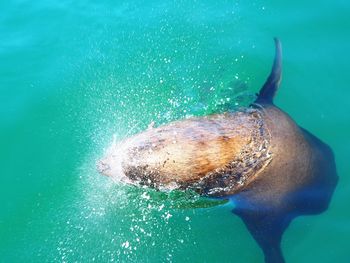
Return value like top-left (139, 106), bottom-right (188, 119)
top-left (117, 109), bottom-right (272, 196)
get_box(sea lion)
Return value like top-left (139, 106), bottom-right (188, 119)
top-left (98, 39), bottom-right (338, 263)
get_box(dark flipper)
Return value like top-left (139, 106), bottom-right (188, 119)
top-left (255, 38), bottom-right (282, 104)
top-left (233, 207), bottom-right (290, 263)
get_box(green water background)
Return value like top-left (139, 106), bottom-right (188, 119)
top-left (1, 0), bottom-right (349, 262)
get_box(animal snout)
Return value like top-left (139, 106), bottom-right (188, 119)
top-left (97, 160), bottom-right (111, 175)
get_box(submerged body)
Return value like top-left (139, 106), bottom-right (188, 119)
top-left (98, 39), bottom-right (337, 263)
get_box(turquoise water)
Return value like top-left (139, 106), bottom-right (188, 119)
top-left (1, 0), bottom-right (349, 262)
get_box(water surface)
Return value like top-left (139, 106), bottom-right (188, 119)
top-left (1, 0), bottom-right (349, 262)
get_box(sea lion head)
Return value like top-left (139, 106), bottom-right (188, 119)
top-left (98, 109), bottom-right (272, 196)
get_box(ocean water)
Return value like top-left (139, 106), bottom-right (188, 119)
top-left (1, 0), bottom-right (349, 262)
